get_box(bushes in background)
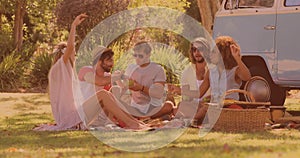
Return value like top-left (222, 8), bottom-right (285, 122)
top-left (0, 52), bottom-right (28, 91)
top-left (0, 43), bottom-right (52, 92)
top-left (29, 52), bottom-right (52, 90)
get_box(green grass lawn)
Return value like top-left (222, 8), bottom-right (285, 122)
top-left (1, 93), bottom-right (300, 158)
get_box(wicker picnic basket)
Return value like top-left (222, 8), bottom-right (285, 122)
top-left (208, 89), bottom-right (270, 132)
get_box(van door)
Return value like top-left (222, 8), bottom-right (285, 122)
top-left (214, 0), bottom-right (276, 54)
top-left (276, 0), bottom-right (300, 81)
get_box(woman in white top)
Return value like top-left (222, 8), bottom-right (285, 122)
top-left (200, 36), bottom-right (251, 101)
top-left (188, 36), bottom-right (251, 126)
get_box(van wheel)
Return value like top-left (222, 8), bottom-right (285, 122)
top-left (248, 67), bottom-right (286, 106)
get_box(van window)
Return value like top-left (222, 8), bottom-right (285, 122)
top-left (225, 0), bottom-right (274, 9)
top-left (225, 0), bottom-right (238, 9)
top-left (285, 0), bottom-right (300, 6)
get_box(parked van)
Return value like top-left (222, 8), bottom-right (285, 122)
top-left (213, 0), bottom-right (300, 105)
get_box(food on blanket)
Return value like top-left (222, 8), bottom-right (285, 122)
top-left (203, 96), bottom-right (211, 103)
top-left (223, 99), bottom-right (236, 105)
top-left (128, 79), bottom-right (134, 87)
top-left (146, 118), bottom-right (164, 127)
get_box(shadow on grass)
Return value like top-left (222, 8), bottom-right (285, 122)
top-left (1, 112), bottom-right (300, 157)
top-left (0, 113), bottom-right (101, 150)
top-left (13, 103), bottom-right (39, 111)
top-left (0, 97), bottom-right (18, 102)
top-left (7, 95), bottom-right (50, 111)
top-left (21, 95), bottom-right (50, 106)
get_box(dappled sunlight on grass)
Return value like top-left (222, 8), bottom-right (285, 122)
top-left (13, 103), bottom-right (38, 111)
top-left (1, 113), bottom-right (53, 131)
top-left (1, 93), bottom-right (300, 157)
top-left (0, 93), bottom-right (51, 121)
top-left (284, 98), bottom-right (300, 111)
top-left (0, 96), bottom-right (18, 102)
top-left (168, 129), bottom-right (300, 157)
top-left (21, 95), bottom-right (50, 107)
top-left (249, 150), bottom-right (300, 158)
top-left (204, 132), bottom-right (244, 141)
top-left (91, 129), bottom-right (186, 152)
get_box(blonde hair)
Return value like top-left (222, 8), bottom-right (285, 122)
top-left (52, 42), bottom-right (67, 65)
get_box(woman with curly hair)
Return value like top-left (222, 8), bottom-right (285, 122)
top-left (192, 36), bottom-right (252, 124)
top-left (199, 36), bottom-right (251, 101)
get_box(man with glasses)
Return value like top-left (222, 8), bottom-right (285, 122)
top-left (169, 37), bottom-right (210, 126)
top-left (171, 37), bottom-right (210, 101)
top-left (122, 41), bottom-right (175, 120)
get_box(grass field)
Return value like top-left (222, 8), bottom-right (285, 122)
top-left (1, 93), bottom-right (300, 158)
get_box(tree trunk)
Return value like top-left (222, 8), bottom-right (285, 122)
top-left (0, 13), bottom-right (2, 29)
top-left (197, 0), bottom-right (213, 34)
top-left (211, 0), bottom-right (221, 20)
top-left (197, 0), bottom-right (220, 35)
top-left (13, 0), bottom-right (26, 51)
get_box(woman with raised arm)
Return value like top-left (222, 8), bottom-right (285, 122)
top-left (34, 14), bottom-right (149, 131)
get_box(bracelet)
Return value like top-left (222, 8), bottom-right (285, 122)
top-left (141, 86), bottom-right (144, 91)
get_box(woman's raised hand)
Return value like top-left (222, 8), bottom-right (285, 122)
top-left (72, 13), bottom-right (88, 27)
top-left (63, 13), bottom-right (88, 64)
top-left (230, 44), bottom-right (241, 61)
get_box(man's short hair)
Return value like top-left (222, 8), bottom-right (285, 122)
top-left (92, 48), bottom-right (114, 66)
top-left (133, 41), bottom-right (152, 54)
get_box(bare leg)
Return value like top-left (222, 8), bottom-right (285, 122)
top-left (96, 90), bottom-right (147, 129)
top-left (194, 103), bottom-right (208, 123)
top-left (150, 101), bottom-right (174, 120)
top-left (173, 101), bottom-right (198, 119)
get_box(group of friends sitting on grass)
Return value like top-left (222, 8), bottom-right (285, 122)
top-left (33, 13), bottom-right (251, 131)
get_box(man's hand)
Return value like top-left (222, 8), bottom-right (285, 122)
top-left (111, 70), bottom-right (124, 83)
top-left (168, 84), bottom-right (181, 95)
top-left (128, 79), bottom-right (143, 91)
top-left (110, 85), bottom-right (122, 99)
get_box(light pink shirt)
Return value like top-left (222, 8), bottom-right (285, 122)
top-left (34, 58), bottom-right (82, 131)
top-left (125, 62), bottom-right (166, 113)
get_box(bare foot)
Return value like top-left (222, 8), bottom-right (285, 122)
top-left (124, 123), bottom-right (154, 131)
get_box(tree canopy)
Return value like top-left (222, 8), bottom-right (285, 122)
top-left (55, 0), bottom-right (130, 42)
top-left (0, 0), bottom-right (222, 91)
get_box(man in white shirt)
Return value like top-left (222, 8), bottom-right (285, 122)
top-left (170, 38), bottom-right (211, 124)
top-left (122, 41), bottom-right (175, 120)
